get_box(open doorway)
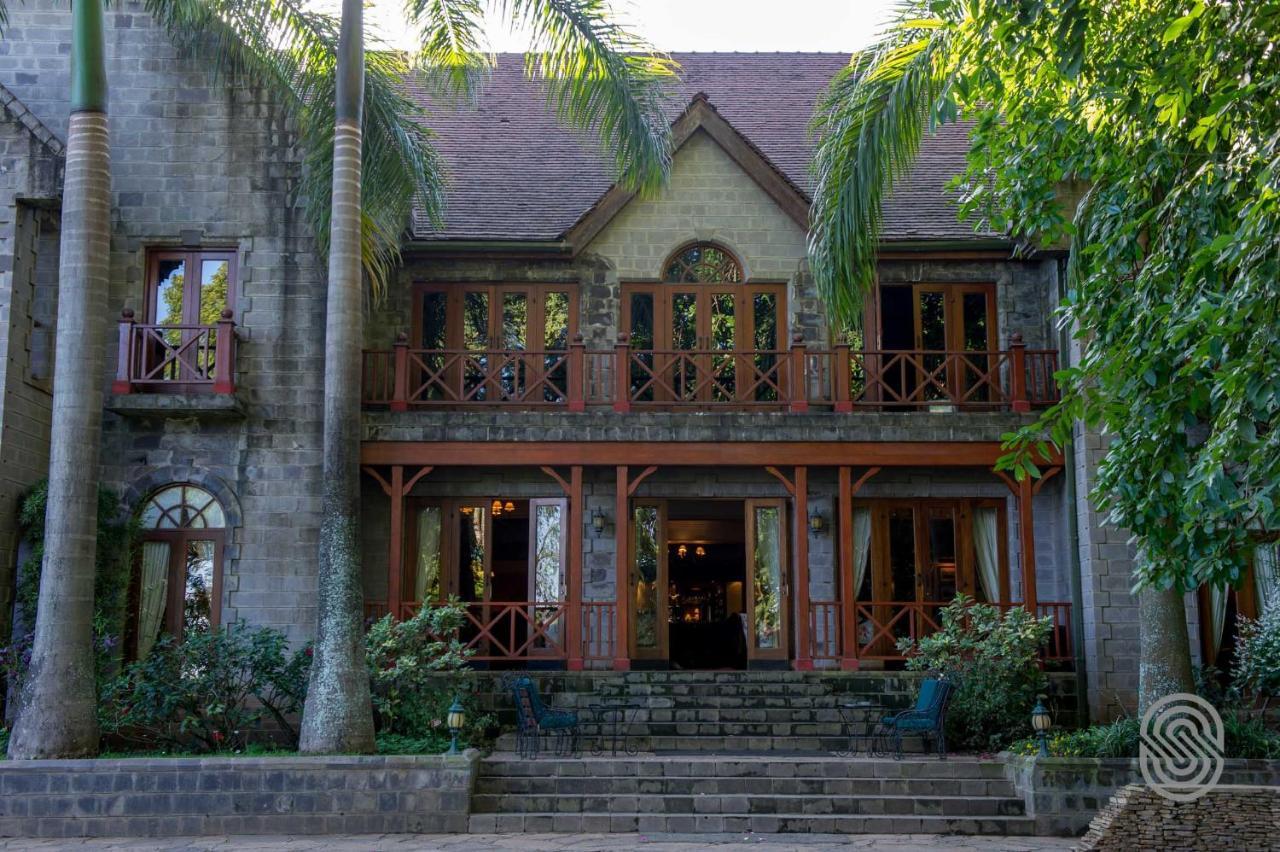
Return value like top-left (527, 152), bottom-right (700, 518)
top-left (667, 501), bottom-right (748, 669)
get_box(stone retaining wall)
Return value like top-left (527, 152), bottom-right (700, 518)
top-left (1078, 784), bottom-right (1280, 850)
top-left (0, 752), bottom-right (478, 838)
top-left (1002, 754), bottom-right (1280, 836)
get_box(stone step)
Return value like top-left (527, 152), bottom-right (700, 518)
top-left (495, 733), bottom-right (931, 753)
top-left (475, 774), bottom-right (1018, 798)
top-left (478, 754), bottom-right (1007, 780)
top-left (467, 812), bottom-right (1036, 835)
top-left (471, 792), bottom-right (1025, 817)
top-left (553, 695), bottom-right (905, 710)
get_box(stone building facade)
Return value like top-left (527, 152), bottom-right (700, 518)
top-left (2, 1), bottom-right (1235, 723)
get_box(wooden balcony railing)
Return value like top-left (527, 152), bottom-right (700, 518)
top-left (809, 599), bottom-right (1074, 664)
top-left (362, 333), bottom-right (1058, 413)
top-left (111, 309), bottom-right (237, 394)
top-left (362, 599), bottom-right (617, 664)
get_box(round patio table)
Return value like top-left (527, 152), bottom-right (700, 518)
top-left (836, 699), bottom-right (888, 757)
top-left (588, 699), bottom-right (641, 757)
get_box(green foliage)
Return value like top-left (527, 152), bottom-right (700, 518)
top-left (1010, 716), bottom-right (1139, 759)
top-left (899, 595), bottom-right (1052, 752)
top-left (365, 600), bottom-right (493, 747)
top-left (98, 625), bottom-right (311, 753)
top-left (1010, 712), bottom-right (1280, 760)
top-left (3, 480), bottom-right (138, 692)
top-left (1232, 608), bottom-right (1280, 708)
top-left (811, 0), bottom-right (1280, 596)
top-left (0, 727), bottom-right (8, 758)
top-left (374, 732), bottom-right (451, 755)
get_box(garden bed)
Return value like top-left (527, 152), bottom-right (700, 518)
top-left (0, 751), bottom-right (478, 838)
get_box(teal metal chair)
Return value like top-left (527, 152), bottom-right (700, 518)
top-left (880, 675), bottom-right (957, 760)
top-left (509, 675), bottom-right (578, 758)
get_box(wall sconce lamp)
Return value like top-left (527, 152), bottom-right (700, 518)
top-left (808, 510), bottom-right (828, 535)
top-left (591, 507), bottom-right (608, 536)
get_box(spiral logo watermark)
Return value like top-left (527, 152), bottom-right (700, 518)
top-left (1139, 692), bottom-right (1224, 802)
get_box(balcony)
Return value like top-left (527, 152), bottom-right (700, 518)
top-left (361, 333), bottom-right (1058, 414)
top-left (107, 309), bottom-right (243, 418)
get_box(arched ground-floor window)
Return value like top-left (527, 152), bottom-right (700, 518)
top-left (128, 484), bottom-right (226, 659)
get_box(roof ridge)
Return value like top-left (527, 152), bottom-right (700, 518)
top-left (0, 81), bottom-right (66, 156)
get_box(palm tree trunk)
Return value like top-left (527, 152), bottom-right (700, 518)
top-left (6, 0), bottom-right (110, 759)
top-left (1138, 584), bottom-right (1196, 715)
top-left (298, 0), bottom-right (375, 754)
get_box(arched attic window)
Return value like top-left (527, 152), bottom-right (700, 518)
top-left (663, 241), bottom-right (744, 283)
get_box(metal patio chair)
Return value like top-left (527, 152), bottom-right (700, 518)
top-left (507, 675), bottom-right (579, 759)
top-left (880, 674), bottom-right (957, 760)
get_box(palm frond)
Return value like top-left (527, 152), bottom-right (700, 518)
top-left (403, 0), bottom-right (492, 102)
top-left (145, 0), bottom-right (446, 298)
top-left (809, 4), bottom-right (956, 330)
top-left (503, 0), bottom-right (675, 195)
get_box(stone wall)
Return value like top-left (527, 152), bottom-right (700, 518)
top-left (0, 753), bottom-right (478, 837)
top-left (1003, 754), bottom-right (1280, 836)
top-left (0, 0), bottom-right (326, 644)
top-left (1079, 784), bottom-right (1280, 851)
top-left (0, 85), bottom-right (63, 673)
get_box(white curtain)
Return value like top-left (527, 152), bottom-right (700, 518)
top-left (1254, 541), bottom-right (1279, 616)
top-left (973, 507), bottom-right (1001, 603)
top-left (137, 541), bottom-right (170, 660)
top-left (1208, 584), bottom-right (1229, 658)
top-left (414, 507), bottom-right (442, 603)
top-left (852, 509), bottom-right (872, 644)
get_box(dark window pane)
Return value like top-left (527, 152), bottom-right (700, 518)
top-left (420, 291), bottom-right (447, 349)
top-left (962, 292), bottom-right (990, 351)
top-left (544, 292), bottom-right (570, 350)
top-left (463, 292), bottom-right (489, 350)
top-left (502, 292), bottom-right (527, 350)
top-left (878, 286), bottom-right (913, 350)
top-left (671, 293), bottom-right (697, 349)
top-left (919, 291), bottom-right (946, 350)
top-left (154, 259), bottom-right (186, 326)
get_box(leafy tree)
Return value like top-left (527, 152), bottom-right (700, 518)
top-left (810, 0), bottom-right (1279, 712)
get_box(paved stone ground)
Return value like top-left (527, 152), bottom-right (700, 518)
top-left (1, 834), bottom-right (1079, 851)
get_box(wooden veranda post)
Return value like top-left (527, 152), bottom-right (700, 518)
top-left (1018, 475), bottom-right (1039, 613)
top-left (793, 466), bottom-right (813, 669)
top-left (387, 465), bottom-right (404, 616)
top-left (837, 466), bottom-right (856, 669)
top-left (613, 334), bottom-right (631, 413)
top-left (1009, 333), bottom-right (1030, 413)
top-left (788, 334), bottom-right (809, 413)
top-left (613, 465), bottom-right (631, 670)
top-left (567, 334), bottom-right (586, 412)
top-left (391, 332), bottom-right (409, 412)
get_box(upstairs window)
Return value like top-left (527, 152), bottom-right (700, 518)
top-left (146, 249), bottom-right (236, 328)
top-left (664, 241), bottom-right (743, 283)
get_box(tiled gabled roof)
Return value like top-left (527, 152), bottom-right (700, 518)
top-left (406, 52), bottom-right (987, 245)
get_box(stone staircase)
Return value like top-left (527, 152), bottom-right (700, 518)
top-left (468, 753), bottom-right (1032, 835)
top-left (485, 670), bottom-right (927, 754)
top-left (467, 670), bottom-right (1038, 836)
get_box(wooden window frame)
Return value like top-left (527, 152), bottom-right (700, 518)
top-left (144, 248), bottom-right (237, 326)
top-left (410, 283), bottom-right (580, 353)
top-left (864, 282), bottom-right (998, 352)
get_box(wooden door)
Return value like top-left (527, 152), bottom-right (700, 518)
top-left (745, 498), bottom-right (789, 662)
top-left (144, 250), bottom-right (235, 386)
top-left (629, 500), bottom-right (668, 660)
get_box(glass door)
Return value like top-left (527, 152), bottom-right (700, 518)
top-left (528, 498), bottom-right (568, 654)
top-left (745, 499), bottom-right (789, 662)
top-left (144, 250), bottom-right (234, 385)
top-left (630, 501), bottom-right (668, 660)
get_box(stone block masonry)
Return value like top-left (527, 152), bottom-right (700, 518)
top-left (0, 753), bottom-right (478, 838)
top-left (1078, 784), bottom-right (1280, 851)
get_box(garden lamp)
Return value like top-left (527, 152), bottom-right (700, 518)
top-left (1030, 695), bottom-right (1052, 757)
top-left (446, 696), bottom-right (466, 756)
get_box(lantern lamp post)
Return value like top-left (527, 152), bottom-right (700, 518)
top-left (446, 696), bottom-right (466, 756)
top-left (1030, 695), bottom-right (1052, 757)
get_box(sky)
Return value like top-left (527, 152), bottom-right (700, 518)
top-left (360, 0), bottom-right (898, 54)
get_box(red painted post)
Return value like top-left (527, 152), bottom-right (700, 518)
top-left (833, 335), bottom-right (852, 413)
top-left (567, 332), bottom-right (586, 412)
top-left (566, 465), bottom-right (585, 669)
top-left (1019, 475), bottom-right (1039, 614)
top-left (212, 308), bottom-right (236, 394)
top-left (388, 466), bottom-right (405, 620)
top-left (112, 308), bottom-right (136, 394)
top-left (789, 333), bottom-right (810, 413)
top-left (391, 331), bottom-right (409, 412)
top-left (1009, 332), bottom-right (1030, 412)
top-left (613, 332), bottom-right (632, 414)
top-left (793, 465), bottom-right (814, 669)
top-left (837, 466), bottom-right (858, 669)
top-left (613, 465), bottom-right (631, 670)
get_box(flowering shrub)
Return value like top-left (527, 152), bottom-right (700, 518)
top-left (1233, 607), bottom-right (1280, 712)
top-left (366, 600), bottom-right (494, 749)
top-left (898, 594), bottom-right (1052, 752)
top-left (99, 624), bottom-right (310, 752)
